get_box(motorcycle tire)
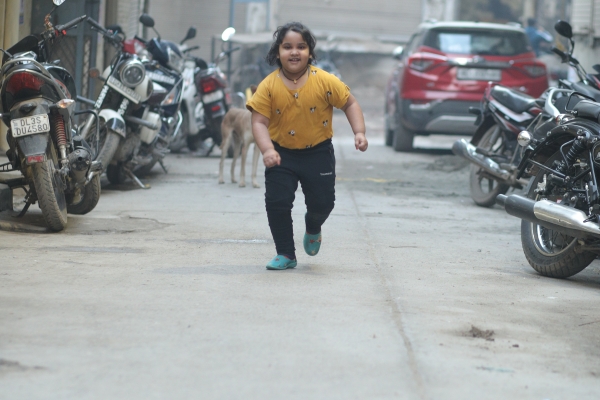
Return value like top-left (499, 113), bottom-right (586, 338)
top-left (521, 150), bottom-right (596, 278)
top-left (107, 164), bottom-right (127, 185)
top-left (96, 129), bottom-right (121, 174)
top-left (32, 158), bottom-right (68, 231)
top-left (187, 134), bottom-right (200, 152)
top-left (135, 159), bottom-right (158, 177)
top-left (67, 174), bottom-right (101, 215)
top-left (468, 125), bottom-right (510, 207)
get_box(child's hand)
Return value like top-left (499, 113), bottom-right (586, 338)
top-left (355, 133), bottom-right (368, 152)
top-left (263, 148), bottom-right (281, 168)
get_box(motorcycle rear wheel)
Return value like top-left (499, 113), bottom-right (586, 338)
top-left (521, 150), bottom-right (596, 278)
top-left (32, 158), bottom-right (68, 231)
top-left (66, 174), bottom-right (101, 215)
top-left (468, 125), bottom-right (510, 207)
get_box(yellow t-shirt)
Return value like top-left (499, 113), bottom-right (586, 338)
top-left (246, 65), bottom-right (350, 149)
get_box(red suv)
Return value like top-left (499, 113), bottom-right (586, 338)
top-left (384, 21), bottom-right (548, 151)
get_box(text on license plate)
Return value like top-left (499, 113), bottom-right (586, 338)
top-left (107, 76), bottom-right (142, 103)
top-left (457, 68), bottom-right (501, 81)
top-left (10, 114), bottom-right (50, 137)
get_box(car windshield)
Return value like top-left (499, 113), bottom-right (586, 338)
top-left (423, 29), bottom-right (530, 56)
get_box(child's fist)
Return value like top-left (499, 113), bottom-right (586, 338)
top-left (263, 148), bottom-right (281, 168)
top-left (355, 133), bottom-right (368, 152)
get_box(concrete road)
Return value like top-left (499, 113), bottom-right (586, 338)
top-left (1, 97), bottom-right (600, 399)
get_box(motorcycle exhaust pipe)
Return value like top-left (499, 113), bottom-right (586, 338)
top-left (68, 147), bottom-right (92, 184)
top-left (452, 139), bottom-right (511, 181)
top-left (496, 194), bottom-right (600, 239)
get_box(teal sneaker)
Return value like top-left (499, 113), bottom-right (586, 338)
top-left (303, 232), bottom-right (322, 256)
top-left (266, 255), bottom-right (297, 270)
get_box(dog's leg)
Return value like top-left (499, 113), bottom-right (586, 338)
top-left (251, 142), bottom-right (260, 188)
top-left (218, 128), bottom-right (231, 184)
top-left (239, 139), bottom-right (251, 188)
top-left (230, 133), bottom-right (242, 184)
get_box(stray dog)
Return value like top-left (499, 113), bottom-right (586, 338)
top-left (218, 108), bottom-right (261, 188)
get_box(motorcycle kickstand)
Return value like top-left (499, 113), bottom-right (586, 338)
top-left (159, 159), bottom-right (168, 174)
top-left (15, 189), bottom-right (32, 217)
top-left (123, 168), bottom-right (151, 190)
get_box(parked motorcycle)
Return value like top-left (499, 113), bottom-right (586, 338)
top-left (86, 16), bottom-right (179, 188)
top-left (0, 1), bottom-right (102, 231)
top-left (126, 24), bottom-right (202, 154)
top-left (186, 29), bottom-right (239, 155)
top-left (453, 20), bottom-right (600, 207)
top-left (124, 13), bottom-right (185, 178)
top-left (497, 92), bottom-right (600, 278)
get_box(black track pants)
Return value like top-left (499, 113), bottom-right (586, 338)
top-left (265, 139), bottom-right (336, 258)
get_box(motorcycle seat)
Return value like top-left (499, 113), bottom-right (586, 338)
top-left (490, 85), bottom-right (537, 113)
top-left (572, 99), bottom-right (600, 122)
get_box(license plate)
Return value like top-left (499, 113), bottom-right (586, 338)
top-left (107, 75), bottom-right (142, 104)
top-left (202, 90), bottom-right (223, 103)
top-left (10, 114), bottom-right (50, 137)
top-left (457, 68), bottom-right (501, 81)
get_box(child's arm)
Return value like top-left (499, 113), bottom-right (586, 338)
top-left (251, 111), bottom-right (281, 167)
top-left (341, 94), bottom-right (368, 152)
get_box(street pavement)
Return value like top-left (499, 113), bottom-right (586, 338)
top-left (1, 99), bottom-right (600, 399)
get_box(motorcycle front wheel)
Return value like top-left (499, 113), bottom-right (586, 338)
top-left (521, 149), bottom-right (596, 278)
top-left (32, 157), bottom-right (68, 231)
top-left (66, 174), bottom-right (101, 215)
top-left (469, 125), bottom-right (510, 207)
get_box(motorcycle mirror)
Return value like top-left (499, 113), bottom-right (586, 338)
top-left (554, 20), bottom-right (573, 39)
top-left (139, 13), bottom-right (155, 28)
top-left (221, 27), bottom-right (236, 42)
top-left (392, 46), bottom-right (404, 60)
top-left (52, 0), bottom-right (66, 5)
top-left (181, 27), bottom-right (197, 44)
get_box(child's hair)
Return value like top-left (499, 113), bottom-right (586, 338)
top-left (265, 22), bottom-right (317, 67)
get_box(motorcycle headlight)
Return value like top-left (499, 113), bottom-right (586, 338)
top-left (167, 47), bottom-right (184, 73)
top-left (119, 59), bottom-right (145, 87)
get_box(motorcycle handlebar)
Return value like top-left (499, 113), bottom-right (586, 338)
top-left (56, 15), bottom-right (87, 33)
top-left (552, 46), bottom-right (567, 61)
top-left (183, 45), bottom-right (200, 53)
top-left (86, 17), bottom-right (106, 34)
top-left (134, 35), bottom-right (148, 45)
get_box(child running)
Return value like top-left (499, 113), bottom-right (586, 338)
top-left (246, 21), bottom-right (368, 270)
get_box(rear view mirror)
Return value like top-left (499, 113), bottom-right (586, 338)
top-left (139, 14), bottom-right (155, 28)
top-left (392, 46), bottom-right (404, 60)
top-left (554, 20), bottom-right (573, 39)
top-left (181, 27), bottom-right (197, 44)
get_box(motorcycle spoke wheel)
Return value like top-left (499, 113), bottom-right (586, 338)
top-left (32, 157), bottom-right (68, 232)
top-left (521, 150), bottom-right (596, 278)
top-left (468, 125), bottom-right (509, 207)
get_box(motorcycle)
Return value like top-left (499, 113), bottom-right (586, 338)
top-left (85, 16), bottom-right (176, 188)
top-left (0, 1), bottom-right (102, 231)
top-left (123, 13), bottom-right (185, 178)
top-left (186, 29), bottom-right (240, 155)
top-left (452, 20), bottom-right (600, 207)
top-left (124, 23), bottom-right (201, 154)
top-left (497, 92), bottom-right (600, 278)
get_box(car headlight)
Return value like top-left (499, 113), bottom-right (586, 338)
top-left (119, 59), bottom-right (146, 87)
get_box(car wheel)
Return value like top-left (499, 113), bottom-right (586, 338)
top-left (392, 122), bottom-right (414, 152)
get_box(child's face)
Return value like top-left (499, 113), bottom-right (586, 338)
top-left (278, 30), bottom-right (310, 74)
